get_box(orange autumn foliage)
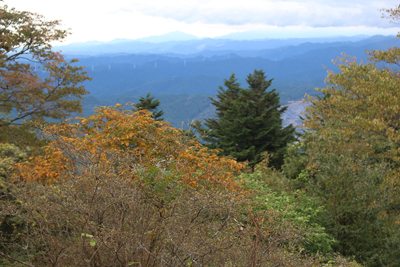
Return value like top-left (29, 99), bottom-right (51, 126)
top-left (13, 104), bottom-right (244, 190)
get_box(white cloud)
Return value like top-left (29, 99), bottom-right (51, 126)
top-left (117, 0), bottom-right (398, 27)
top-left (7, 0), bottom-right (400, 43)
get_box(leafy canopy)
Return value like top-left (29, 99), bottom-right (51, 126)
top-left (301, 5), bottom-right (400, 265)
top-left (13, 104), bottom-right (244, 190)
top-left (0, 2), bottom-right (91, 143)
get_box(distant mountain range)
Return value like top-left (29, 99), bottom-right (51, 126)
top-left (55, 31), bottom-right (376, 56)
top-left (54, 33), bottom-right (398, 128)
top-left (215, 30), bottom-right (371, 41)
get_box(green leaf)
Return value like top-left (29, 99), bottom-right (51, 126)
top-left (81, 233), bottom-right (93, 238)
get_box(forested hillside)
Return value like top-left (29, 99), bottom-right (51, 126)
top-left (1, 1), bottom-right (400, 266)
top-left (57, 34), bottom-right (398, 126)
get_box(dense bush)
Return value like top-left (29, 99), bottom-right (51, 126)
top-left (11, 104), bottom-right (243, 190)
top-left (0, 107), bottom-right (360, 266)
top-left (240, 154), bottom-right (336, 256)
top-left (0, 153), bottom-right (323, 266)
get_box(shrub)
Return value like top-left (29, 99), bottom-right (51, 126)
top-left (1, 105), bottom-right (360, 266)
top-left (240, 153), bottom-right (336, 255)
top-left (1, 148), bottom-right (342, 266)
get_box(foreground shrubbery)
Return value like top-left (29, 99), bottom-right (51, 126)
top-left (240, 155), bottom-right (336, 255)
top-left (13, 104), bottom-right (243, 189)
top-left (0, 106), bottom-right (359, 266)
top-left (0, 153), bottom-right (323, 266)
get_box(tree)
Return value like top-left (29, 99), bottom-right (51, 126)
top-left (135, 92), bottom-right (164, 121)
top-left (196, 70), bottom-right (296, 168)
top-left (301, 6), bottom-right (400, 265)
top-left (0, 3), bottom-right (91, 144)
top-left (13, 104), bottom-right (244, 189)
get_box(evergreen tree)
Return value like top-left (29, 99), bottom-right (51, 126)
top-left (135, 92), bottom-right (164, 121)
top-left (196, 70), bottom-right (296, 168)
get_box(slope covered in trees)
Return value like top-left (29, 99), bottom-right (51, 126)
top-left (0, 3), bottom-right (356, 266)
top-left (69, 35), bottom-right (397, 127)
top-left (2, 1), bottom-right (400, 266)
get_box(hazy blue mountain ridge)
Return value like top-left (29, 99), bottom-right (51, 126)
top-left (56, 35), bottom-right (378, 56)
top-left (58, 34), bottom-right (398, 127)
top-left (215, 30), bottom-right (369, 41)
top-left (81, 56), bottom-right (327, 99)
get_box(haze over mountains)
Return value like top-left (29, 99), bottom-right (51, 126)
top-left (56, 31), bottom-right (375, 55)
top-left (55, 31), bottom-right (398, 127)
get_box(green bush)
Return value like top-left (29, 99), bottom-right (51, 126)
top-left (0, 146), bottom-right (361, 266)
top-left (239, 156), bottom-right (336, 255)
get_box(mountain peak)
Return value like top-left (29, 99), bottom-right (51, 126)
top-left (134, 31), bottom-right (201, 43)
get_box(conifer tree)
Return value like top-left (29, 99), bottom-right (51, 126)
top-left (196, 70), bottom-right (296, 168)
top-left (135, 92), bottom-right (164, 121)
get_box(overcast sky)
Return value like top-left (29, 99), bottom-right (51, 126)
top-left (8, 0), bottom-right (400, 44)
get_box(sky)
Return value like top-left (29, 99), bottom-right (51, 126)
top-left (8, 0), bottom-right (400, 44)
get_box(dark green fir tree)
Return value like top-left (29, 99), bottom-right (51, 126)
top-left (195, 70), bottom-right (296, 168)
top-left (135, 92), bottom-right (164, 121)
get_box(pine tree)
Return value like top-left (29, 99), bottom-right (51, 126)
top-left (135, 92), bottom-right (164, 121)
top-left (196, 73), bottom-right (241, 147)
top-left (196, 70), bottom-right (296, 168)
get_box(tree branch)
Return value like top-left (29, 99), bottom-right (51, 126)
top-left (0, 251), bottom-right (35, 267)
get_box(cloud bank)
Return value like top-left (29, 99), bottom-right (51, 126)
top-left (9, 0), bottom-right (400, 43)
top-left (115, 0), bottom-right (398, 28)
